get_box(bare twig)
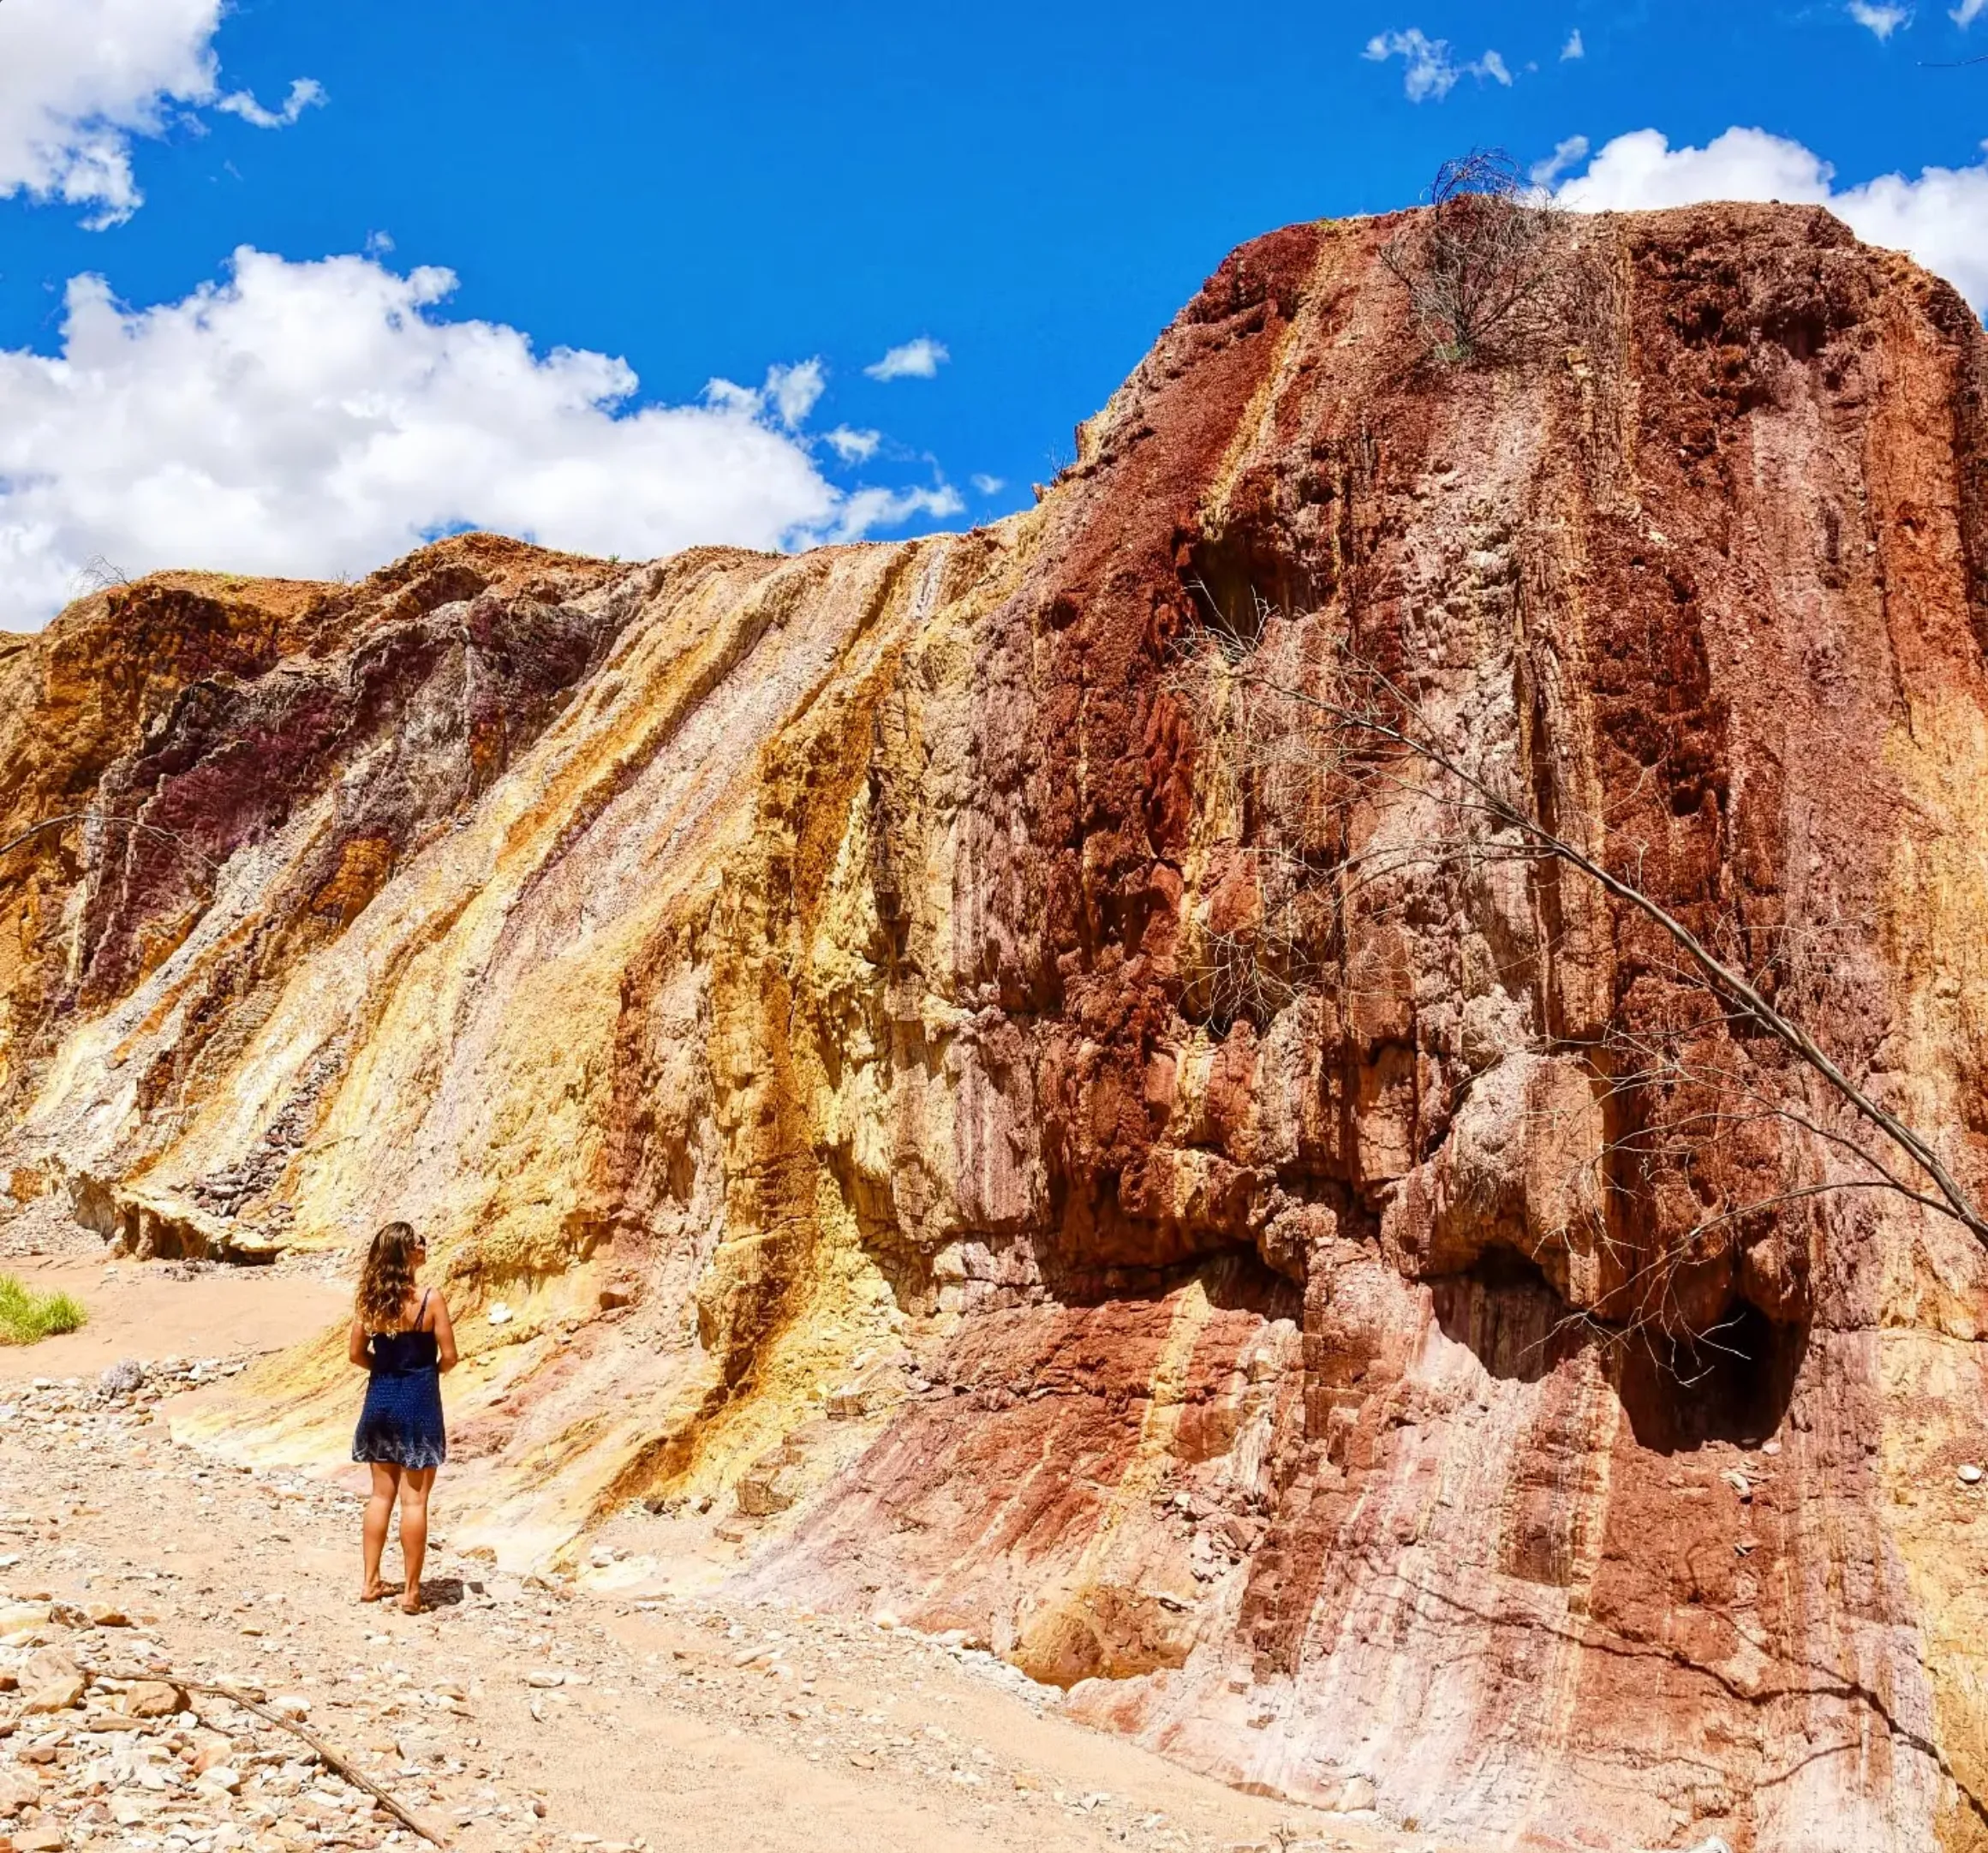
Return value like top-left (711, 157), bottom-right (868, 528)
top-left (181, 1679), bottom-right (449, 1846)
top-left (1167, 605), bottom-right (1988, 1309)
top-left (0, 812), bottom-right (222, 871)
top-left (1230, 645), bottom-right (1985, 1246)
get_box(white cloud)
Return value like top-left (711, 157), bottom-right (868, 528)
top-left (1551, 127), bottom-right (1988, 313)
top-left (1364, 28), bottom-right (1513, 100)
top-left (0, 249), bottom-right (961, 629)
top-left (1955, 0), bottom-right (1985, 25)
top-left (764, 359), bottom-right (825, 429)
top-left (1561, 28), bottom-right (1585, 58)
top-left (824, 426), bottom-right (881, 463)
top-left (970, 474), bottom-right (1006, 495)
top-left (213, 77), bottom-right (327, 129)
top-left (1847, 2), bottom-right (1911, 35)
top-left (828, 484), bottom-right (964, 542)
top-left (1365, 28), bottom-right (1460, 99)
top-left (1531, 134), bottom-right (1591, 188)
top-left (865, 337), bottom-right (949, 381)
top-left (0, 0), bottom-right (321, 225)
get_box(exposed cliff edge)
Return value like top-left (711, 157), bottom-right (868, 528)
top-left (4, 202), bottom-right (1988, 1850)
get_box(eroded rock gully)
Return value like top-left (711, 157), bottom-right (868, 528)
top-left (3, 203), bottom-right (1987, 1850)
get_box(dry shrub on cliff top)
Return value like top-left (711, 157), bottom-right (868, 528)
top-left (1382, 150), bottom-right (1561, 366)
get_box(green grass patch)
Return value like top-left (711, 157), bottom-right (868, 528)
top-left (0, 1274), bottom-right (87, 1345)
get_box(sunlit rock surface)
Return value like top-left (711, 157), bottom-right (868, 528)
top-left (4, 204), bottom-right (1988, 1850)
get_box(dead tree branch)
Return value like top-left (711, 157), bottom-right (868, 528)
top-left (182, 1679), bottom-right (448, 1847)
top-left (1169, 611), bottom-right (1988, 1261)
top-left (0, 813), bottom-right (222, 871)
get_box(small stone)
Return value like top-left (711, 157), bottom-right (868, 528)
top-left (1334, 1775), bottom-right (1376, 1812)
top-left (11, 1827), bottom-right (65, 1852)
top-left (21, 1651), bottom-right (84, 1714)
top-left (84, 1603), bottom-right (130, 1628)
top-left (0, 1605), bottom-right (49, 1635)
top-left (197, 1764), bottom-right (244, 1794)
top-left (0, 1765), bottom-right (41, 1815)
top-left (272, 1694), bottom-right (311, 1721)
top-left (487, 1303), bottom-right (514, 1326)
top-left (120, 1681), bottom-right (186, 1718)
top-left (98, 1360), bottom-right (145, 1396)
top-left (191, 1738), bottom-right (235, 1774)
top-left (1959, 1464), bottom-right (1983, 1485)
top-left (525, 1670), bottom-right (565, 1689)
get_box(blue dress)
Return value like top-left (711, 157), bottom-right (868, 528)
top-left (352, 1294), bottom-right (447, 1469)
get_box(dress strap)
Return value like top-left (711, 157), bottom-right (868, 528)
top-left (416, 1288), bottom-right (433, 1330)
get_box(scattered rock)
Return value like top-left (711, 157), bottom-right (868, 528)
top-left (0, 1765), bottom-right (41, 1816)
top-left (21, 1650), bottom-right (84, 1715)
top-left (98, 1359), bottom-right (146, 1396)
top-left (1960, 1464), bottom-right (1983, 1485)
top-left (1331, 1775), bottom-right (1376, 1813)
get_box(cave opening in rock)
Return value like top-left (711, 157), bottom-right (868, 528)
top-left (1430, 1244), bottom-right (1579, 1386)
top-left (1617, 1298), bottom-right (1807, 1455)
top-left (1177, 524), bottom-right (1320, 655)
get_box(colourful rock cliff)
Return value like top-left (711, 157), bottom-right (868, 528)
top-left (4, 203), bottom-right (1988, 1851)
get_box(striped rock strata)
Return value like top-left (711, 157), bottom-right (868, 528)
top-left (3, 204), bottom-right (1988, 1850)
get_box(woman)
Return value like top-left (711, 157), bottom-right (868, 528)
top-left (349, 1221), bottom-right (458, 1612)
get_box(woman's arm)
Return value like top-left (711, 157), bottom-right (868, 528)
top-left (431, 1294), bottom-right (460, 1372)
top-left (348, 1313), bottom-right (370, 1369)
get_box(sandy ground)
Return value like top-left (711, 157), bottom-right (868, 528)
top-left (0, 1257), bottom-right (346, 1384)
top-left (0, 1258), bottom-right (1479, 1853)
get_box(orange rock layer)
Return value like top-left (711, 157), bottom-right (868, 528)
top-left (3, 205), bottom-right (1988, 1850)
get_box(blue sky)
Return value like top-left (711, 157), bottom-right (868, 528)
top-left (1, 0), bottom-right (1984, 626)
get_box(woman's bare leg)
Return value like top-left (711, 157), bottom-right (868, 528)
top-left (361, 1465), bottom-right (401, 1600)
top-left (397, 1467), bottom-right (436, 1612)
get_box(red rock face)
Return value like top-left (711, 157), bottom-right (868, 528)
top-left (4, 206), bottom-right (1988, 1850)
top-left (750, 206), bottom-right (1988, 1853)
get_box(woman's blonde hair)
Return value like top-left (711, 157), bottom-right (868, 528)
top-left (356, 1221), bottom-right (423, 1334)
